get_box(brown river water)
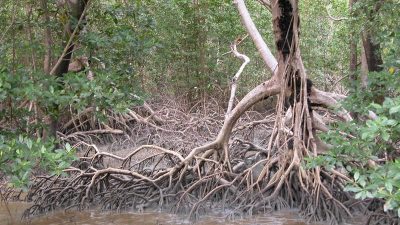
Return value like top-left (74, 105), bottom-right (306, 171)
top-left (0, 202), bottom-right (365, 225)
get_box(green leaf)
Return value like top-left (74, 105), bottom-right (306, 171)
top-left (389, 105), bottom-right (400, 114)
top-left (359, 178), bottom-right (367, 187)
top-left (385, 182), bottom-right (393, 193)
top-left (366, 191), bottom-right (374, 198)
top-left (344, 186), bottom-right (362, 192)
top-left (41, 146), bottom-right (46, 154)
top-left (354, 171), bottom-right (360, 181)
top-left (382, 132), bottom-right (390, 142)
top-left (26, 139), bottom-right (33, 150)
top-left (370, 103), bottom-right (382, 109)
top-left (385, 119), bottom-right (397, 126)
top-left (65, 143), bottom-right (72, 152)
top-left (361, 132), bottom-right (369, 140)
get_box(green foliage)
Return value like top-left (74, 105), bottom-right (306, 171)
top-left (0, 0), bottom-right (154, 188)
top-left (345, 161), bottom-right (400, 216)
top-left (351, 0), bottom-right (400, 66)
top-left (307, 70), bottom-right (400, 216)
top-left (0, 68), bottom-right (142, 128)
top-left (344, 71), bottom-right (400, 115)
top-left (300, 0), bottom-right (349, 87)
top-left (305, 1), bottom-right (400, 214)
top-left (0, 135), bottom-right (76, 188)
top-left (130, 0), bottom-right (274, 100)
top-left (82, 1), bottom-right (157, 76)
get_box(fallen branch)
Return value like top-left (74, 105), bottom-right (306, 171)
top-left (65, 129), bottom-right (123, 138)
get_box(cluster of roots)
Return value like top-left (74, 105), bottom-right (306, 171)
top-left (21, 100), bottom-right (359, 225)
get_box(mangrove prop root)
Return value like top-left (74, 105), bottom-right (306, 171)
top-left (24, 115), bottom-right (354, 225)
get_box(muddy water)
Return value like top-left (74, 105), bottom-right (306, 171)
top-left (0, 202), bottom-right (364, 225)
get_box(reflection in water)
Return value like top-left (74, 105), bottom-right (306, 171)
top-left (0, 202), bottom-right (363, 225)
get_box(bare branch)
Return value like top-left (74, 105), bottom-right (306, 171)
top-left (226, 40), bottom-right (250, 116)
top-left (310, 87), bottom-right (353, 121)
top-left (234, 0), bottom-right (278, 75)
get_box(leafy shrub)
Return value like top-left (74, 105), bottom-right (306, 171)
top-left (0, 135), bottom-right (76, 188)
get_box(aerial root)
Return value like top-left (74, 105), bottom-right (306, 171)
top-left (23, 98), bottom-right (355, 224)
top-left (59, 100), bottom-right (181, 144)
top-left (23, 140), bottom-right (353, 225)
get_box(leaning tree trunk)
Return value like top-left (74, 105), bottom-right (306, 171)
top-left (45, 0), bottom-right (89, 138)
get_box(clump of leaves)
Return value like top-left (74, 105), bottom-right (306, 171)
top-left (345, 161), bottom-right (400, 216)
top-left (0, 63), bottom-right (142, 190)
top-left (0, 135), bottom-right (77, 189)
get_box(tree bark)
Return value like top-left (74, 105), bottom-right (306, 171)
top-left (51, 0), bottom-right (88, 77)
top-left (361, 33), bottom-right (383, 73)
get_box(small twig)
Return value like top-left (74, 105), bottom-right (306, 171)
top-left (220, 34), bottom-right (249, 56)
top-left (62, 107), bottom-right (95, 130)
top-left (257, 0), bottom-right (272, 12)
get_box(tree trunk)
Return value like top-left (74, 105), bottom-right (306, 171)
top-left (349, 0), bottom-right (357, 85)
top-left (41, 0), bottom-right (52, 75)
top-left (362, 33), bottom-right (383, 73)
top-left (51, 0), bottom-right (88, 78)
top-left (46, 0), bottom-right (89, 138)
top-left (271, 0), bottom-right (314, 152)
top-left (360, 0), bottom-right (384, 103)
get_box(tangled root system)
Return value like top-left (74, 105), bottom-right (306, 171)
top-left (24, 101), bottom-right (354, 225)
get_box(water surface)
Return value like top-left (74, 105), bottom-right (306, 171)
top-left (0, 202), bottom-right (364, 225)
